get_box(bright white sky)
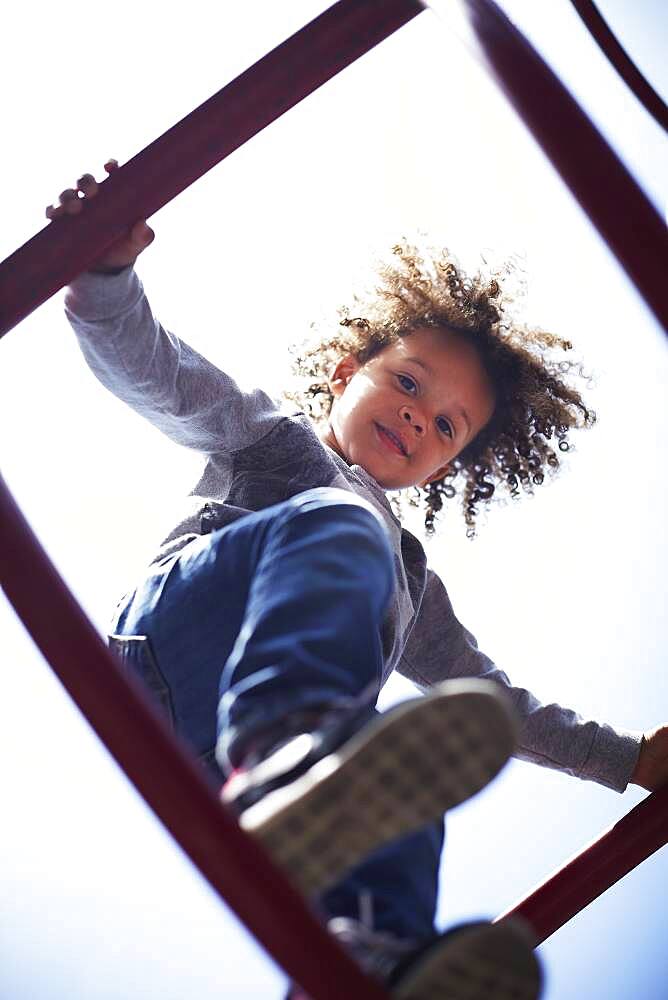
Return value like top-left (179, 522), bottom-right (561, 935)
top-left (1, 2), bottom-right (667, 998)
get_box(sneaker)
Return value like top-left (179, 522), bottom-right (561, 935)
top-left (287, 918), bottom-right (542, 1000)
top-left (389, 920), bottom-right (542, 1000)
top-left (223, 678), bottom-right (518, 897)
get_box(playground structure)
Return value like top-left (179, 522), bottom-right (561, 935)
top-left (1, 2), bottom-right (667, 998)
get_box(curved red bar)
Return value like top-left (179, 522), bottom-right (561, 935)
top-left (2, 0), bottom-right (667, 986)
top-left (0, 0), bottom-right (423, 339)
top-left (433, 0), bottom-right (668, 333)
top-left (570, 0), bottom-right (668, 133)
top-left (0, 472), bottom-right (390, 1000)
top-left (496, 784), bottom-right (668, 944)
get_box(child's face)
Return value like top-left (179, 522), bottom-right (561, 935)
top-left (322, 326), bottom-right (495, 490)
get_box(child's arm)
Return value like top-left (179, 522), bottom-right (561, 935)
top-left (399, 570), bottom-right (647, 794)
top-left (50, 163), bottom-right (282, 455)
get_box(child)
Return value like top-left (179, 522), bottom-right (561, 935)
top-left (48, 163), bottom-right (667, 1000)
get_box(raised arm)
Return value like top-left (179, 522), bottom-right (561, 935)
top-left (50, 162), bottom-right (281, 454)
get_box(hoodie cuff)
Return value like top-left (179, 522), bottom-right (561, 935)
top-left (64, 266), bottom-right (141, 323)
top-left (580, 724), bottom-right (644, 792)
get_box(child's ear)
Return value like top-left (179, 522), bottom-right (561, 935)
top-left (329, 355), bottom-right (361, 398)
top-left (418, 464), bottom-right (451, 489)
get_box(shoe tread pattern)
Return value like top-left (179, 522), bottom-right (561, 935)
top-left (393, 922), bottom-right (542, 1000)
top-left (242, 682), bottom-right (516, 896)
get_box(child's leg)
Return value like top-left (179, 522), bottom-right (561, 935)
top-left (293, 817), bottom-right (543, 1000)
top-left (215, 488), bottom-right (396, 771)
top-left (320, 819), bottom-right (445, 943)
top-left (112, 485), bottom-right (521, 965)
top-left (112, 487), bottom-right (395, 774)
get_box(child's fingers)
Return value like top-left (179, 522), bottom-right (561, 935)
top-left (76, 173), bottom-right (98, 196)
top-left (46, 191), bottom-right (82, 219)
top-left (46, 160), bottom-right (119, 219)
top-left (44, 160), bottom-right (154, 263)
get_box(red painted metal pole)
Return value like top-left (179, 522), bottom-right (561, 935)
top-left (2, 0), bottom-right (667, 980)
top-left (0, 0), bottom-right (423, 339)
top-left (569, 0), bottom-right (668, 134)
top-left (0, 471), bottom-right (390, 1000)
top-left (430, 0), bottom-right (668, 334)
top-left (495, 785), bottom-right (668, 944)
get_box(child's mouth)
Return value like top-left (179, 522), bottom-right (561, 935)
top-left (375, 422), bottom-right (407, 456)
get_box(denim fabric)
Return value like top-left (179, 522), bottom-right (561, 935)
top-left (110, 487), bottom-right (442, 941)
top-left (318, 757), bottom-right (444, 941)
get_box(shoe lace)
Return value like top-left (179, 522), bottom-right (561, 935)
top-left (327, 892), bottom-right (419, 982)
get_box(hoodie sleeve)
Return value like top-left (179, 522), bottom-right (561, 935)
top-left (398, 569), bottom-right (643, 793)
top-left (64, 267), bottom-right (282, 454)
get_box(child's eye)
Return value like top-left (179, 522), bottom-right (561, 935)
top-left (436, 416), bottom-right (453, 438)
top-left (397, 374), bottom-right (417, 393)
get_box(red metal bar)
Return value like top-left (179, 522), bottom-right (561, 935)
top-left (496, 784), bottom-right (668, 944)
top-left (4, 460), bottom-right (666, 971)
top-left (2, 0), bottom-right (667, 982)
top-left (569, 0), bottom-right (668, 133)
top-left (3, 0), bottom-right (666, 336)
top-left (0, 471), bottom-right (390, 1000)
top-left (0, 0), bottom-right (422, 339)
top-left (430, 0), bottom-right (668, 333)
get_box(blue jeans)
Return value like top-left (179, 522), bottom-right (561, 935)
top-left (110, 488), bottom-right (443, 942)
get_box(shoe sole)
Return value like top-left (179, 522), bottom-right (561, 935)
top-left (392, 920), bottom-right (542, 1000)
top-left (240, 679), bottom-right (518, 897)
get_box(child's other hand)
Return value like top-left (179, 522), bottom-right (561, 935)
top-left (45, 159), bottom-right (154, 273)
top-left (631, 725), bottom-right (668, 791)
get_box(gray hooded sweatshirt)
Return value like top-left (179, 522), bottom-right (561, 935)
top-left (64, 266), bottom-right (642, 793)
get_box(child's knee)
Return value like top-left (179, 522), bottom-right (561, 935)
top-left (284, 487), bottom-right (394, 571)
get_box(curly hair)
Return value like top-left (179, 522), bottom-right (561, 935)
top-left (285, 238), bottom-right (595, 537)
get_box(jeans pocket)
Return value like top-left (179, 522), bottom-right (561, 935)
top-left (108, 633), bottom-right (176, 728)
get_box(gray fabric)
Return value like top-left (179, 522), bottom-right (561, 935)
top-left (64, 266), bottom-right (643, 793)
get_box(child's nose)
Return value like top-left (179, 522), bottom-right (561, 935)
top-left (400, 406), bottom-right (424, 435)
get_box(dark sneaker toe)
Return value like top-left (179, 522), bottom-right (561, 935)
top-left (391, 919), bottom-right (542, 1000)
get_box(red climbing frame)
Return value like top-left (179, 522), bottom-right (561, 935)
top-left (0, 471), bottom-right (390, 1000)
top-left (569, 0), bottom-right (668, 133)
top-left (496, 781), bottom-right (668, 944)
top-left (1, 2), bottom-right (667, 996)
